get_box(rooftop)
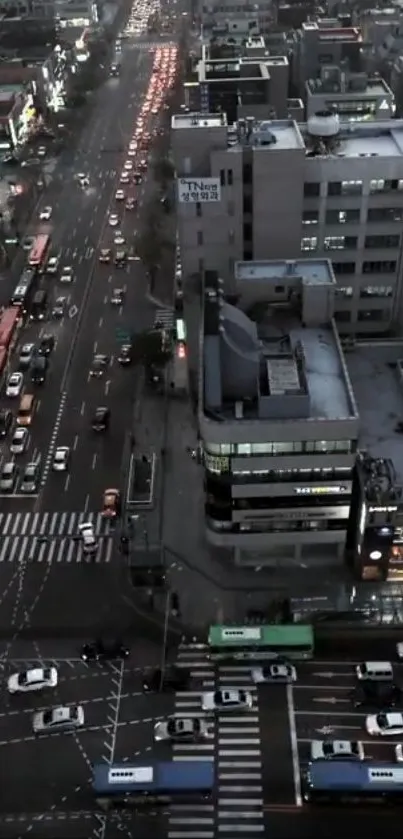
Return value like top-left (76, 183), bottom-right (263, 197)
top-left (172, 113), bottom-right (227, 130)
top-left (306, 75), bottom-right (391, 98)
top-left (346, 344), bottom-right (403, 486)
top-left (202, 260), bottom-right (357, 425)
top-left (300, 118), bottom-right (403, 158)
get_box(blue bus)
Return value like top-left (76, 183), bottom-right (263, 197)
top-left (304, 760), bottom-right (403, 805)
top-left (92, 761), bottom-right (214, 810)
top-left (10, 268), bottom-right (37, 313)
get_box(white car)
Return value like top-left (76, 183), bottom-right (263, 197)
top-left (8, 666), bottom-right (58, 694)
top-left (115, 189), bottom-right (125, 200)
top-left (10, 427), bottom-right (29, 455)
top-left (120, 172), bottom-right (130, 184)
top-left (201, 689), bottom-right (253, 713)
top-left (310, 740), bottom-right (365, 761)
top-left (6, 372), bottom-right (23, 398)
top-left (52, 446), bottom-right (70, 472)
top-left (366, 711), bottom-right (403, 736)
top-left (124, 160), bottom-right (133, 171)
top-left (252, 663), bottom-right (297, 684)
top-left (109, 214), bottom-right (119, 226)
top-left (46, 256), bottom-right (59, 274)
top-left (154, 717), bottom-right (208, 742)
top-left (128, 147), bottom-right (137, 156)
top-left (39, 205), bottom-right (52, 220)
top-left (33, 704), bottom-right (84, 734)
top-left (114, 234), bottom-right (125, 246)
top-left (396, 643), bottom-right (403, 659)
top-left (60, 265), bottom-right (73, 283)
top-left (19, 343), bottom-right (35, 369)
top-left (79, 521), bottom-right (98, 554)
top-left (396, 744), bottom-right (403, 762)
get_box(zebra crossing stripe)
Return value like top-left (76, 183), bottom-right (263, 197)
top-left (0, 511), bottom-right (113, 538)
top-left (0, 535), bottom-right (114, 564)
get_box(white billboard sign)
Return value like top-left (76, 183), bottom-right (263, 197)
top-left (177, 177), bottom-right (221, 204)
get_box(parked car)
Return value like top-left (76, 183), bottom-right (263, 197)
top-left (154, 717), bottom-right (208, 742)
top-left (8, 666), bottom-right (58, 694)
top-left (33, 705), bottom-right (84, 734)
top-left (201, 689), bottom-right (253, 713)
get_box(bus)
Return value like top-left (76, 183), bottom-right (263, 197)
top-left (28, 234), bottom-right (50, 269)
top-left (92, 761), bottom-right (214, 811)
top-left (304, 760), bottom-right (403, 805)
top-left (207, 624), bottom-right (314, 661)
top-left (0, 306), bottom-right (21, 352)
top-left (10, 268), bottom-right (37, 313)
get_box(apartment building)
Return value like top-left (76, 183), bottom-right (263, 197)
top-left (306, 69), bottom-right (395, 121)
top-left (172, 112), bottom-right (403, 345)
top-left (200, 0), bottom-right (274, 37)
top-left (200, 259), bottom-right (359, 567)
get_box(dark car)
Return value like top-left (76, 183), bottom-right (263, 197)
top-left (118, 344), bottom-right (132, 365)
top-left (351, 680), bottom-right (403, 709)
top-left (91, 406), bottom-right (110, 432)
top-left (80, 639), bottom-right (129, 663)
top-left (38, 334), bottom-right (55, 356)
top-left (143, 666), bottom-right (191, 693)
top-left (0, 409), bottom-right (12, 438)
top-left (30, 355), bottom-right (48, 384)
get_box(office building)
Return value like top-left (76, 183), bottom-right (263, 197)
top-left (172, 111), bottom-right (403, 347)
top-left (201, 0), bottom-right (274, 38)
top-left (185, 54), bottom-right (289, 122)
top-left (200, 258), bottom-right (359, 567)
top-left (0, 0), bottom-right (99, 22)
top-left (292, 20), bottom-right (364, 96)
top-left (306, 69), bottom-right (395, 121)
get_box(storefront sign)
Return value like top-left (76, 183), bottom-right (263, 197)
top-left (177, 177), bottom-right (221, 203)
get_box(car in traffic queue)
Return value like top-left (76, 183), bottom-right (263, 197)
top-left (118, 344), bottom-right (132, 365)
top-left (99, 248), bottom-right (112, 263)
top-left (310, 740), bottom-right (365, 761)
top-left (10, 426), bottom-right (29, 455)
top-left (60, 265), bottom-right (74, 283)
top-left (154, 717), bottom-right (208, 743)
top-left (8, 666), bottom-right (58, 694)
top-left (38, 334), bottom-right (55, 356)
top-left (251, 662), bottom-right (297, 684)
top-left (202, 689), bottom-right (253, 713)
top-left (6, 372), bottom-right (23, 398)
top-left (110, 288), bottom-right (125, 304)
top-left (52, 297), bottom-right (66, 318)
top-left (125, 197), bottom-right (137, 210)
top-left (20, 462), bottom-right (40, 493)
top-left (91, 406), bottom-right (110, 432)
top-left (102, 488), bottom-right (121, 518)
top-left (0, 409), bottom-right (12, 438)
top-left (19, 343), bottom-right (35, 370)
top-left (33, 705), bottom-right (84, 734)
top-left (46, 254), bottom-right (60, 274)
top-left (39, 205), bottom-right (52, 221)
top-left (0, 461), bottom-right (17, 492)
top-left (366, 711), bottom-right (403, 736)
top-left (90, 354), bottom-right (109, 377)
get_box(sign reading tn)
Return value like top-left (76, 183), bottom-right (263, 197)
top-left (177, 177), bottom-right (221, 203)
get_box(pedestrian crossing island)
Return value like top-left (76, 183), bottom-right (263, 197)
top-left (0, 511), bottom-right (115, 564)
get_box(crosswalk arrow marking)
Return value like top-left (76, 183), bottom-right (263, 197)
top-left (312, 672), bottom-right (334, 678)
top-left (69, 305), bottom-right (78, 319)
top-left (313, 697), bottom-right (341, 704)
top-left (316, 726), bottom-right (335, 735)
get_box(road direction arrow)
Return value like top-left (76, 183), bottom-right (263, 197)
top-left (313, 697), bottom-right (348, 704)
top-left (316, 726), bottom-right (335, 735)
top-left (312, 672), bottom-right (334, 678)
top-left (69, 305), bottom-right (78, 319)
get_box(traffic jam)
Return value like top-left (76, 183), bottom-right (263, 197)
top-left (0, 44), bottom-right (178, 501)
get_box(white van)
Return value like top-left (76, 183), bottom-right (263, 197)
top-left (356, 661), bottom-right (393, 681)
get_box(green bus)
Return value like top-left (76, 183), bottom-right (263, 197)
top-left (207, 624), bottom-right (314, 661)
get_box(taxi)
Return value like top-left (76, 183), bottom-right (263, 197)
top-left (102, 488), bottom-right (121, 518)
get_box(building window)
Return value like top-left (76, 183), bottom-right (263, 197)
top-left (383, 179), bottom-right (403, 192)
top-left (227, 168), bottom-right (233, 186)
top-left (360, 286), bottom-right (393, 298)
top-left (301, 236), bottom-right (317, 252)
top-left (365, 234), bottom-right (400, 249)
top-left (332, 262), bottom-right (356, 275)
top-left (272, 442), bottom-right (303, 454)
top-left (243, 222), bottom-right (252, 241)
top-left (363, 260), bottom-right (397, 274)
top-left (367, 207), bottom-right (403, 223)
top-left (198, 257), bottom-right (204, 272)
top-left (334, 311), bottom-right (352, 322)
top-left (337, 286), bottom-right (353, 297)
top-left (228, 229), bottom-right (235, 244)
top-left (369, 179), bottom-right (386, 193)
top-left (197, 230), bottom-right (204, 246)
top-left (275, 285), bottom-right (285, 293)
top-left (305, 440), bottom-right (351, 454)
top-left (243, 194), bottom-right (252, 213)
top-left (304, 182), bottom-right (320, 197)
top-left (302, 210), bottom-right (319, 225)
top-left (358, 309), bottom-right (388, 322)
top-left (328, 180), bottom-right (362, 196)
top-left (324, 236), bottom-right (357, 251)
top-left (220, 169), bottom-right (225, 187)
top-left (196, 202), bottom-right (202, 217)
top-left (326, 209), bottom-right (360, 224)
top-left (243, 163), bottom-right (252, 184)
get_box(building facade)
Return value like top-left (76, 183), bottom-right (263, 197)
top-left (306, 70), bottom-right (395, 121)
top-left (199, 259), bottom-right (360, 567)
top-left (172, 112), bottom-right (403, 339)
top-left (292, 20), bottom-right (364, 96)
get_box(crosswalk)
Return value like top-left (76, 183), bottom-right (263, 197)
top-left (170, 643), bottom-right (264, 838)
top-left (154, 308), bottom-right (174, 330)
top-left (0, 512), bottom-right (115, 564)
top-left (0, 511), bottom-right (113, 538)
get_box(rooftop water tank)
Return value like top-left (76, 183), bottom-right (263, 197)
top-left (307, 110), bottom-right (340, 138)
